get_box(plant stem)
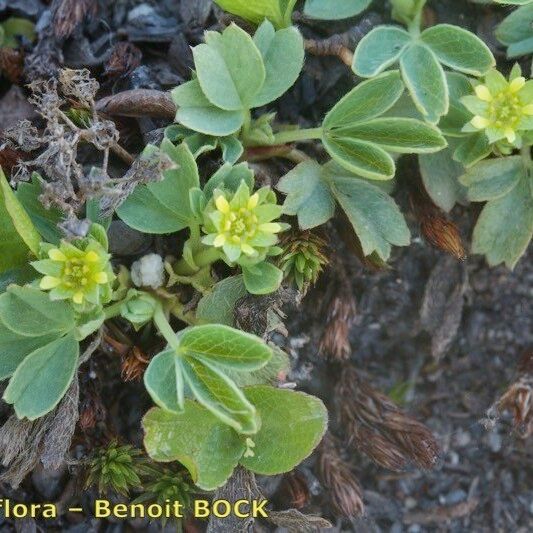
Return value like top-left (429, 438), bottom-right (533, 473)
top-left (103, 300), bottom-right (124, 320)
top-left (271, 127), bottom-right (323, 145)
top-left (521, 145), bottom-right (532, 169)
top-left (153, 304), bottom-right (181, 352)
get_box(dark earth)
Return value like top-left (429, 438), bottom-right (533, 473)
top-left (0, 0), bottom-right (531, 531)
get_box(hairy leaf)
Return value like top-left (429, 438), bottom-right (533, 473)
top-left (304, 0), bottom-right (371, 20)
top-left (242, 262), bottom-right (283, 294)
top-left (352, 26), bottom-right (412, 77)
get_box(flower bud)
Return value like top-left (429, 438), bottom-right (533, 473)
top-left (120, 290), bottom-right (158, 329)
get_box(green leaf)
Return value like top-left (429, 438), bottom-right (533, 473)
top-left (117, 143), bottom-right (199, 234)
top-left (0, 286), bottom-right (75, 337)
top-left (323, 71), bottom-right (405, 128)
top-left (421, 24), bottom-right (495, 75)
top-left (172, 80), bottom-right (245, 136)
top-left (240, 386), bottom-right (327, 474)
top-left (322, 136), bottom-right (395, 180)
top-left (352, 26), bottom-right (412, 77)
top-left (193, 24), bottom-right (265, 111)
top-left (327, 168), bottom-right (411, 260)
top-left (180, 356), bottom-right (259, 434)
top-left (15, 175), bottom-right (63, 244)
top-left (203, 163), bottom-right (254, 199)
top-left (144, 324), bottom-right (272, 433)
top-left (0, 321), bottom-right (59, 380)
top-left (496, 4), bottom-right (533, 46)
top-left (144, 348), bottom-right (183, 413)
top-left (277, 160), bottom-right (335, 229)
top-left (143, 404), bottom-right (245, 490)
top-left (453, 132), bottom-right (492, 168)
top-left (400, 42), bottom-right (448, 123)
top-left (336, 117), bottom-right (446, 153)
top-left (179, 324), bottom-right (272, 372)
top-left (196, 276), bottom-right (247, 326)
top-left (242, 262), bottom-right (283, 294)
top-left (419, 145), bottom-right (468, 212)
top-left (459, 156), bottom-right (523, 202)
top-left (213, 0), bottom-right (295, 29)
top-left (471, 176), bottom-right (533, 269)
top-left (304, 0), bottom-right (371, 19)
top-left (0, 265), bottom-right (37, 293)
top-left (438, 73), bottom-right (473, 135)
top-left (3, 333), bottom-right (79, 420)
top-left (0, 167), bottom-right (41, 273)
top-left (252, 21), bottom-right (304, 107)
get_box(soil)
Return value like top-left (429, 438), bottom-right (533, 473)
top-left (0, 0), bottom-right (531, 532)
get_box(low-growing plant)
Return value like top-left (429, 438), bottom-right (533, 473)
top-left (213, 0), bottom-right (373, 29)
top-left (0, 0), bottom-right (531, 508)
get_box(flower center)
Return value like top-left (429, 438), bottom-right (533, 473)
top-left (488, 91), bottom-right (522, 129)
top-left (62, 258), bottom-right (91, 288)
top-left (224, 208), bottom-right (258, 241)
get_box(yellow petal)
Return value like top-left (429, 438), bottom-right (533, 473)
top-left (40, 276), bottom-right (61, 290)
top-left (471, 115), bottom-right (490, 129)
top-left (72, 292), bottom-right (84, 304)
top-left (475, 85), bottom-right (492, 102)
top-left (259, 222), bottom-right (281, 233)
top-left (93, 272), bottom-right (108, 284)
top-left (48, 248), bottom-right (67, 262)
top-left (504, 128), bottom-right (516, 143)
top-left (241, 244), bottom-right (257, 256)
top-left (509, 76), bottom-right (525, 93)
top-left (522, 104), bottom-right (533, 116)
top-left (247, 193), bottom-right (259, 210)
top-left (215, 195), bottom-right (230, 214)
top-left (85, 250), bottom-right (99, 262)
top-left (213, 234), bottom-right (226, 247)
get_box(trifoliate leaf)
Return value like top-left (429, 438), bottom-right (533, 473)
top-left (326, 165), bottom-right (411, 260)
top-left (193, 24), bottom-right (266, 111)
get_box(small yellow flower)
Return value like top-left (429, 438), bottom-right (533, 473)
top-left (202, 182), bottom-right (287, 265)
top-left (461, 66), bottom-right (533, 148)
top-left (32, 236), bottom-right (114, 307)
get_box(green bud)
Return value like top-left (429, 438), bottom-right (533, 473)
top-left (120, 290), bottom-right (158, 329)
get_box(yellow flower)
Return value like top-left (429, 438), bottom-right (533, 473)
top-left (461, 66), bottom-right (533, 148)
top-left (32, 237), bottom-right (114, 307)
top-left (202, 182), bottom-right (288, 264)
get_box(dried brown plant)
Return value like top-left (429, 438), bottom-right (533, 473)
top-left (489, 351), bottom-right (533, 438)
top-left (318, 259), bottom-right (356, 360)
top-left (409, 186), bottom-right (466, 260)
top-left (336, 365), bottom-right (441, 471)
top-left (318, 433), bottom-right (365, 518)
top-left (2, 69), bottom-right (172, 238)
top-left (53, 0), bottom-right (98, 39)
